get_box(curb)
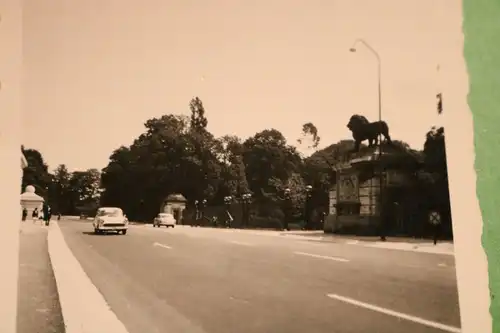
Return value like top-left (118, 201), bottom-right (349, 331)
top-left (359, 241), bottom-right (455, 256)
top-left (47, 221), bottom-right (130, 333)
top-left (280, 233), bottom-right (455, 255)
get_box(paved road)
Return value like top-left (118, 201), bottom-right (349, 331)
top-left (59, 220), bottom-right (461, 333)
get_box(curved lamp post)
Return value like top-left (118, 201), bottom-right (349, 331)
top-left (350, 39), bottom-right (386, 241)
top-left (349, 38), bottom-right (382, 129)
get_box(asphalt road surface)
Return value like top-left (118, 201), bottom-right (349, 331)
top-left (59, 220), bottom-right (461, 333)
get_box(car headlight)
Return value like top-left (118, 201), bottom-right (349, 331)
top-left (98, 219), bottom-right (104, 225)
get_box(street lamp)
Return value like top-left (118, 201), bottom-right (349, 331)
top-left (349, 38), bottom-right (382, 129)
top-left (193, 199), bottom-right (207, 227)
top-left (350, 38), bottom-right (386, 241)
top-left (193, 200), bottom-right (200, 227)
top-left (201, 199), bottom-right (207, 224)
top-left (304, 185), bottom-right (313, 230)
top-left (241, 193), bottom-right (252, 228)
top-left (223, 196), bottom-right (233, 228)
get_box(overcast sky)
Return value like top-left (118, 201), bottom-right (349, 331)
top-left (22, 0), bottom-right (460, 171)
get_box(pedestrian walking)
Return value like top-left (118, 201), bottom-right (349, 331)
top-left (39, 210), bottom-right (45, 225)
top-left (43, 203), bottom-right (51, 226)
top-left (32, 208), bottom-right (39, 224)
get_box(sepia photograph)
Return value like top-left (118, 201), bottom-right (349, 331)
top-left (13, 0), bottom-right (490, 332)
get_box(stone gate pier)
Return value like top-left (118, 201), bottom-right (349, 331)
top-left (324, 145), bottom-right (422, 236)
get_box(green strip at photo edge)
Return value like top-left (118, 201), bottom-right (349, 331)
top-left (463, 0), bottom-right (500, 331)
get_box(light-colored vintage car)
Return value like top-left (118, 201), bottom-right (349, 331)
top-left (93, 207), bottom-right (129, 235)
top-left (153, 213), bottom-right (176, 228)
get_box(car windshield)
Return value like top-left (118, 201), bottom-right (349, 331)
top-left (98, 209), bottom-right (122, 217)
top-left (159, 214), bottom-right (170, 218)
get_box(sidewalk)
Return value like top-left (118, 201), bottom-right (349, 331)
top-left (17, 221), bottom-right (66, 333)
top-left (281, 231), bottom-right (455, 255)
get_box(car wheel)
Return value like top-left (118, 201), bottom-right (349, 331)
top-left (94, 228), bottom-right (99, 234)
top-left (171, 225), bottom-right (175, 228)
top-left (122, 229), bottom-right (127, 235)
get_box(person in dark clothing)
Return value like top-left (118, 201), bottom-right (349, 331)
top-left (47, 207), bottom-right (52, 222)
top-left (42, 203), bottom-right (50, 226)
top-left (32, 208), bottom-right (39, 223)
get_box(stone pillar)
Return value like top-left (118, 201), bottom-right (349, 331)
top-left (179, 206), bottom-right (185, 224)
top-left (20, 185), bottom-right (44, 219)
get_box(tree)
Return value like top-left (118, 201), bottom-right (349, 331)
top-left (68, 169), bottom-right (102, 214)
top-left (297, 122), bottom-right (321, 151)
top-left (100, 106), bottom-right (224, 220)
top-left (243, 129), bottom-right (302, 198)
top-left (228, 154), bottom-right (250, 197)
top-left (424, 127), bottom-right (447, 174)
top-left (189, 97), bottom-right (208, 133)
top-left (422, 126), bottom-right (450, 207)
top-left (269, 172), bottom-right (307, 213)
top-left (21, 147), bottom-right (52, 198)
top-left (53, 164), bottom-right (72, 214)
top-left (414, 126), bottom-right (452, 237)
top-left (214, 135), bottom-right (249, 198)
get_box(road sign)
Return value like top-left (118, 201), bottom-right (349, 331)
top-left (429, 211), bottom-right (441, 225)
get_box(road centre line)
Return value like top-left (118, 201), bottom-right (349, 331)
top-left (294, 251), bottom-right (349, 262)
top-left (326, 293), bottom-right (461, 333)
top-left (153, 242), bottom-right (172, 249)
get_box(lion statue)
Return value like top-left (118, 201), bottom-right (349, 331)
top-left (346, 114), bottom-right (392, 152)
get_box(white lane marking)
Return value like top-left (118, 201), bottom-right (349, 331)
top-left (346, 240), bottom-right (359, 245)
top-left (153, 242), bottom-right (172, 249)
top-left (294, 251), bottom-right (349, 262)
top-left (48, 221), bottom-right (130, 333)
top-left (327, 294), bottom-right (461, 333)
top-left (438, 263), bottom-right (447, 267)
top-left (230, 241), bottom-right (254, 246)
